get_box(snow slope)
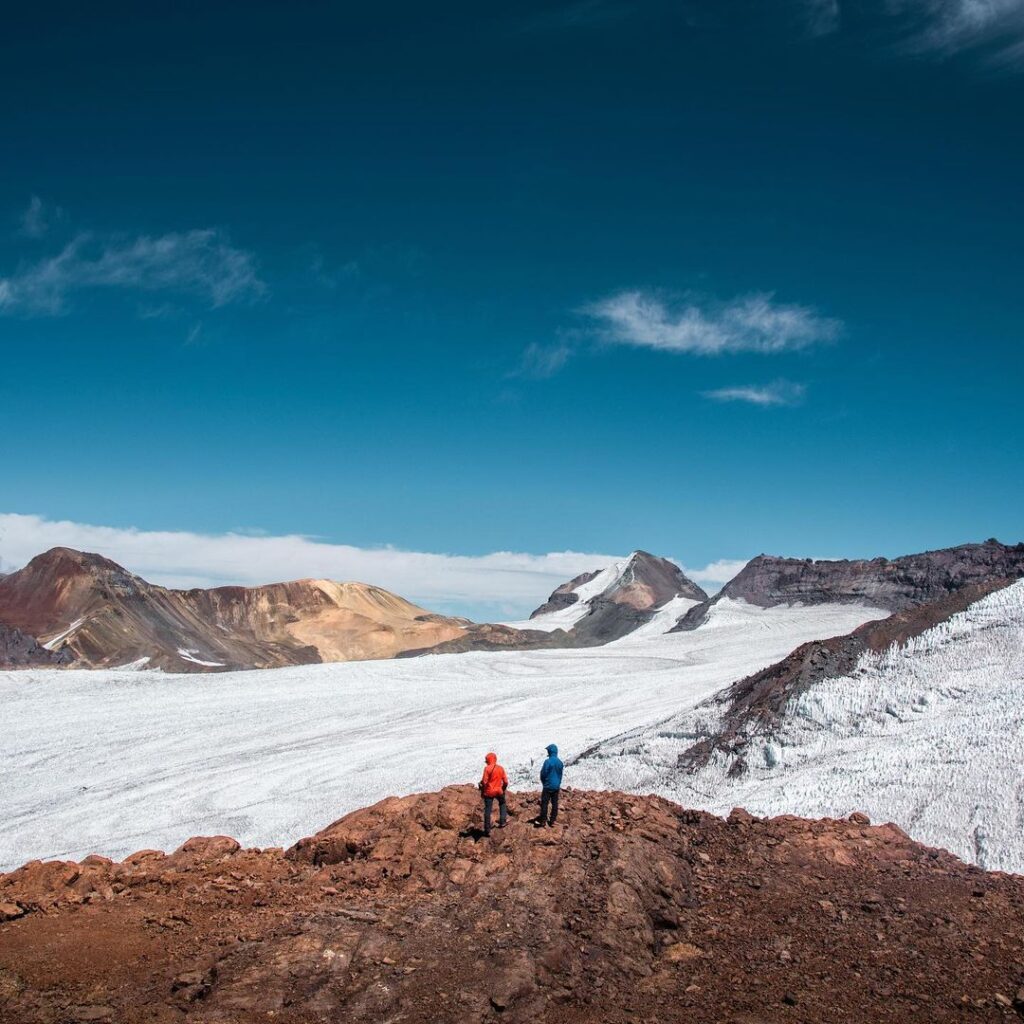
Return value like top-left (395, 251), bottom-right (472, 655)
top-left (574, 581), bottom-right (1024, 873)
top-left (609, 594), bottom-right (701, 643)
top-left (0, 601), bottom-right (880, 870)
top-left (501, 559), bottom-right (629, 632)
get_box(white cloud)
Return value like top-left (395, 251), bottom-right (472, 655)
top-left (897, 0), bottom-right (1024, 65)
top-left (512, 342), bottom-right (573, 379)
top-left (0, 513), bottom-right (627, 620)
top-left (702, 379), bottom-right (807, 407)
top-left (0, 514), bottom-right (750, 618)
top-left (0, 229), bottom-right (265, 316)
top-left (683, 558), bottom-right (750, 587)
top-left (804, 0), bottom-right (1024, 68)
top-left (18, 195), bottom-right (64, 239)
top-left (584, 290), bottom-right (840, 356)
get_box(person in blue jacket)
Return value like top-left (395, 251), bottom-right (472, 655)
top-left (537, 743), bottom-right (564, 827)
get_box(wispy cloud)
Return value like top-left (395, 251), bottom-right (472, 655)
top-left (511, 342), bottom-right (574, 379)
top-left (896, 0), bottom-right (1024, 66)
top-left (18, 195), bottom-right (64, 239)
top-left (702, 379), bottom-right (807, 407)
top-left (584, 290), bottom-right (840, 356)
top-left (0, 229), bottom-right (265, 316)
top-left (307, 242), bottom-right (425, 301)
top-left (802, 0), bottom-right (1024, 68)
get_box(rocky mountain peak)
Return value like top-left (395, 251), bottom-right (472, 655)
top-left (529, 551), bottom-right (706, 622)
top-left (723, 539), bottom-right (1024, 610)
top-left (528, 568), bottom-right (602, 618)
top-left (613, 550), bottom-right (708, 604)
top-left (21, 545), bottom-right (137, 577)
top-left (519, 550), bottom-right (708, 646)
top-left (673, 538), bottom-right (1024, 631)
top-left (0, 547), bottom-right (466, 671)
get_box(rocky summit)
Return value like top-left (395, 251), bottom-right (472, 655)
top-left (674, 538), bottom-right (1024, 630)
top-left (2, 788), bottom-right (1024, 1023)
top-left (402, 550), bottom-right (709, 656)
top-left (0, 547), bottom-right (467, 672)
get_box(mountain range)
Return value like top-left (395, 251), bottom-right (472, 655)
top-left (5, 532), bottom-right (1024, 1019)
top-left (405, 550), bottom-right (708, 655)
top-left (1, 539), bottom-right (1022, 671)
top-left (673, 539), bottom-right (1024, 630)
top-left (0, 547), bottom-right (467, 672)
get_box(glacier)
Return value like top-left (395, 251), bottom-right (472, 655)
top-left (574, 580), bottom-right (1024, 873)
top-left (0, 600), bottom-right (878, 870)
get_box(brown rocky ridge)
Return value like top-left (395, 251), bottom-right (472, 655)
top-left (673, 538), bottom-right (1024, 631)
top-left (0, 623), bottom-right (73, 669)
top-left (671, 577), bottom-right (1017, 775)
top-left (397, 621), bottom-right (574, 658)
top-left (0, 547), bottom-right (468, 672)
top-left (3, 787), bottom-right (1024, 1023)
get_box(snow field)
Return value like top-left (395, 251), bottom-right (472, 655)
top-left (499, 558), bottom-right (631, 632)
top-left (0, 600), bottom-right (880, 870)
top-left (575, 581), bottom-right (1024, 873)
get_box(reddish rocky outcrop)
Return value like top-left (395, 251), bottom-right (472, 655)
top-left (0, 623), bottom-right (73, 669)
top-left (2, 788), bottom-right (1024, 1022)
top-left (674, 538), bottom-right (1024, 631)
top-left (397, 621), bottom-right (574, 657)
top-left (0, 548), bottom-right (467, 672)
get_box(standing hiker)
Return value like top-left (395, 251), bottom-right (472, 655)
top-left (479, 751), bottom-right (509, 836)
top-left (538, 743), bottom-right (564, 827)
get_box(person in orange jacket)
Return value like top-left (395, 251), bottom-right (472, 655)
top-left (479, 751), bottom-right (509, 836)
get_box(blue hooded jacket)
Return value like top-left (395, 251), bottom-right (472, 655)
top-left (540, 744), bottom-right (564, 791)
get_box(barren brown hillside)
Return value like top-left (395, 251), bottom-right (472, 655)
top-left (2, 788), bottom-right (1023, 1023)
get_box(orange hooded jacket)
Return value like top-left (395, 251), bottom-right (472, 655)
top-left (480, 753), bottom-right (508, 798)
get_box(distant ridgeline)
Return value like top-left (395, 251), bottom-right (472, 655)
top-left (0, 539), bottom-right (1021, 672)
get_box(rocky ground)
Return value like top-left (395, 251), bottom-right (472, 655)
top-left (0, 624), bottom-right (71, 669)
top-left (2, 787), bottom-right (1024, 1023)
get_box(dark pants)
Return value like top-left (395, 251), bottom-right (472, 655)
top-left (483, 794), bottom-right (507, 833)
top-left (540, 787), bottom-right (560, 825)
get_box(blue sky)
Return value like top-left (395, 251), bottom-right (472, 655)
top-left (1, 1), bottom-right (1022, 617)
